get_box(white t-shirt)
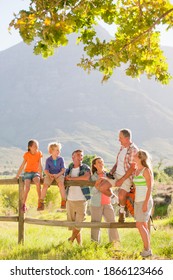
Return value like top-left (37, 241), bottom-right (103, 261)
top-left (116, 148), bottom-right (127, 176)
top-left (67, 167), bottom-right (86, 201)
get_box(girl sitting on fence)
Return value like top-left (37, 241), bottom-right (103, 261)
top-left (16, 139), bottom-right (43, 212)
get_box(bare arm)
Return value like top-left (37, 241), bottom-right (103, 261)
top-left (38, 158), bottom-right (43, 178)
top-left (115, 164), bottom-right (136, 187)
top-left (16, 159), bottom-right (26, 178)
top-left (110, 163), bottom-right (117, 175)
top-left (54, 168), bottom-right (66, 178)
top-left (142, 168), bottom-right (153, 212)
top-left (66, 171), bottom-right (91, 181)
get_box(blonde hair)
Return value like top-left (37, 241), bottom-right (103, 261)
top-left (48, 142), bottom-right (62, 154)
top-left (137, 149), bottom-right (152, 170)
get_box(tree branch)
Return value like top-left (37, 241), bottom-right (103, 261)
top-left (122, 8), bottom-right (173, 51)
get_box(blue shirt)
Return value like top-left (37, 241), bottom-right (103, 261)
top-left (45, 156), bottom-right (65, 174)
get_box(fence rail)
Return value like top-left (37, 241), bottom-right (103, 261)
top-left (0, 177), bottom-right (136, 244)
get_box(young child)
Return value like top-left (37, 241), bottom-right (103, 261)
top-left (37, 142), bottom-right (66, 210)
top-left (90, 157), bottom-right (119, 245)
top-left (16, 139), bottom-right (43, 212)
top-left (133, 149), bottom-right (153, 257)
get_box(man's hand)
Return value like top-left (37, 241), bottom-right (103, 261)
top-left (95, 178), bottom-right (105, 190)
top-left (65, 175), bottom-right (71, 181)
top-left (115, 178), bottom-right (124, 187)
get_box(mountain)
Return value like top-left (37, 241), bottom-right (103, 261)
top-left (1, 25), bottom-right (173, 170)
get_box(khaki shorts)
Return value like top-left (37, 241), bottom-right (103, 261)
top-left (43, 174), bottom-right (64, 186)
top-left (108, 173), bottom-right (132, 192)
top-left (66, 200), bottom-right (87, 230)
top-left (134, 199), bottom-right (153, 222)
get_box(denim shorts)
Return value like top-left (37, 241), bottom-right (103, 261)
top-left (23, 172), bottom-right (40, 181)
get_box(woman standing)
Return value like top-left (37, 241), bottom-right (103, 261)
top-left (133, 149), bottom-right (153, 257)
top-left (90, 157), bottom-right (120, 245)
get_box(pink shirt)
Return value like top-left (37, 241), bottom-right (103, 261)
top-left (98, 173), bottom-right (111, 205)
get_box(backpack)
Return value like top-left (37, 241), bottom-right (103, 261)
top-left (125, 185), bottom-right (135, 216)
top-left (125, 187), bottom-right (156, 230)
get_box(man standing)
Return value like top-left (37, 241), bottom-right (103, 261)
top-left (95, 129), bottom-right (138, 223)
top-left (65, 149), bottom-right (91, 244)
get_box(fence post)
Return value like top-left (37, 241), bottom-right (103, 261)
top-left (18, 177), bottom-right (24, 244)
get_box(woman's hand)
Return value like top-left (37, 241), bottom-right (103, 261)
top-left (142, 201), bottom-right (148, 212)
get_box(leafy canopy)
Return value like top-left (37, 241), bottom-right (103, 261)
top-left (9, 0), bottom-right (173, 84)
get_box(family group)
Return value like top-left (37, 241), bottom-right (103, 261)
top-left (16, 128), bottom-right (153, 257)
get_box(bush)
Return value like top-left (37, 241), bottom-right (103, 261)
top-left (153, 168), bottom-right (172, 184)
top-left (0, 185), bottom-right (18, 214)
top-left (164, 166), bottom-right (173, 178)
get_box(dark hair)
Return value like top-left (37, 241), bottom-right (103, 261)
top-left (120, 128), bottom-right (132, 139)
top-left (91, 157), bottom-right (103, 174)
top-left (72, 149), bottom-right (83, 156)
top-left (28, 139), bottom-right (38, 151)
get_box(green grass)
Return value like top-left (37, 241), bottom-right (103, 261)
top-left (0, 184), bottom-right (172, 260)
top-left (0, 211), bottom-right (172, 260)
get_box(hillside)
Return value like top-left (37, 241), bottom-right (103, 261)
top-left (0, 26), bottom-right (173, 170)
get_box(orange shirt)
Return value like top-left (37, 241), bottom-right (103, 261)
top-left (23, 151), bottom-right (42, 173)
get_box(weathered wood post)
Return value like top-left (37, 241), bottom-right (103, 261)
top-left (18, 177), bottom-right (24, 244)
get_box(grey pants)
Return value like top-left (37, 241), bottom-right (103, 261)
top-left (90, 204), bottom-right (120, 243)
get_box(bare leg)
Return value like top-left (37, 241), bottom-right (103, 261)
top-left (136, 222), bottom-right (150, 251)
top-left (33, 176), bottom-right (41, 200)
top-left (69, 228), bottom-right (81, 245)
top-left (118, 189), bottom-right (127, 222)
top-left (40, 183), bottom-right (49, 200)
top-left (95, 179), bottom-right (113, 197)
top-left (118, 189), bottom-right (127, 206)
top-left (57, 181), bottom-right (66, 200)
top-left (75, 232), bottom-right (81, 245)
top-left (23, 179), bottom-right (31, 204)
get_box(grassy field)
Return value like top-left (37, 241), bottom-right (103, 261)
top-left (0, 184), bottom-right (172, 260)
top-left (0, 210), bottom-right (173, 260)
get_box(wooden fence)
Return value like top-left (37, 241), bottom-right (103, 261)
top-left (0, 177), bottom-right (136, 244)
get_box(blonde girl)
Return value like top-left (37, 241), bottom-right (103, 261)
top-left (133, 149), bottom-right (153, 257)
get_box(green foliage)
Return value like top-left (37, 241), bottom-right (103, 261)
top-left (44, 186), bottom-right (61, 208)
top-left (83, 154), bottom-right (96, 167)
top-left (153, 204), bottom-right (169, 218)
top-left (167, 194), bottom-right (173, 217)
top-left (164, 166), bottom-right (173, 178)
top-left (0, 216), bottom-right (173, 260)
top-left (0, 186), bottom-right (18, 214)
top-left (9, 0), bottom-right (173, 84)
top-left (153, 165), bottom-right (173, 184)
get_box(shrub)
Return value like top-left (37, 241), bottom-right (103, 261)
top-left (0, 185), bottom-right (18, 214)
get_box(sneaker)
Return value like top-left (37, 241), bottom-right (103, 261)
top-left (140, 249), bottom-right (152, 257)
top-left (37, 200), bottom-right (44, 211)
top-left (21, 204), bottom-right (27, 213)
top-left (118, 212), bottom-right (125, 223)
top-left (61, 200), bottom-right (66, 209)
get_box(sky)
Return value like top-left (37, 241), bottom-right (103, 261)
top-left (0, 0), bottom-right (173, 51)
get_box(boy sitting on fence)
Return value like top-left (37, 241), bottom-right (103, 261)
top-left (37, 142), bottom-right (66, 210)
